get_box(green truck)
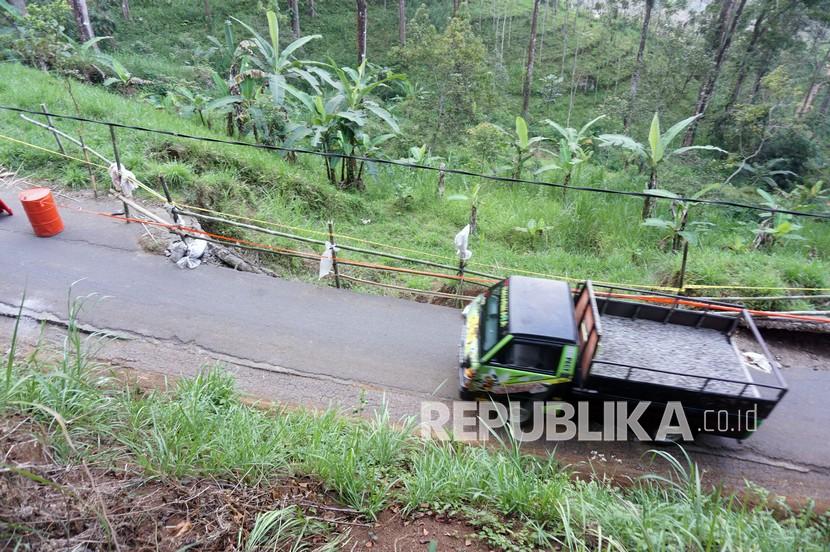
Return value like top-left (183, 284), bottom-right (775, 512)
top-left (458, 276), bottom-right (787, 438)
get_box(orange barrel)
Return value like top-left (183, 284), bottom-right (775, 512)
top-left (19, 188), bottom-right (64, 237)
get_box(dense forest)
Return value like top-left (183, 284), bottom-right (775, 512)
top-left (1, 0), bottom-right (829, 306)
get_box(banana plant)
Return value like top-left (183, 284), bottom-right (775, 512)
top-left (641, 184), bottom-right (719, 252)
top-left (787, 180), bottom-right (828, 210)
top-left (510, 116), bottom-right (546, 180)
top-left (396, 145), bottom-right (442, 166)
top-left (738, 158), bottom-right (798, 189)
top-left (206, 19), bottom-right (236, 73)
top-left (167, 86), bottom-right (214, 128)
top-left (290, 60), bottom-right (404, 189)
top-left (230, 10), bottom-right (323, 107)
top-left (513, 218), bottom-right (554, 248)
top-left (752, 188), bottom-right (805, 250)
top-left (599, 113), bottom-right (726, 219)
top-left (536, 115), bottom-right (604, 197)
top-left (71, 37), bottom-right (134, 86)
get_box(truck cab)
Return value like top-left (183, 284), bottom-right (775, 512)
top-left (459, 276), bottom-right (581, 399)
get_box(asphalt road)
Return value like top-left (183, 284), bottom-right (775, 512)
top-left (2, 191), bottom-right (830, 503)
top-left (0, 192), bottom-right (461, 398)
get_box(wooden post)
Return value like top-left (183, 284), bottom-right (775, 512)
top-left (159, 176), bottom-right (189, 243)
top-left (40, 104), bottom-right (65, 154)
top-left (109, 124), bottom-right (130, 221)
top-left (328, 221), bottom-right (341, 289)
top-left (457, 258), bottom-right (466, 308)
top-left (437, 162), bottom-right (446, 198)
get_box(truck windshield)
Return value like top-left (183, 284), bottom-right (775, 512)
top-left (509, 343), bottom-right (563, 373)
top-left (481, 284), bottom-right (503, 353)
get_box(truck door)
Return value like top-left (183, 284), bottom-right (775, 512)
top-left (573, 281), bottom-right (602, 386)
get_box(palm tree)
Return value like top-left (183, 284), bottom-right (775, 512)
top-left (536, 115), bottom-right (604, 196)
top-left (599, 113), bottom-right (726, 219)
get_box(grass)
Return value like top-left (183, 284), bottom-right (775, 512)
top-left (2, 303), bottom-right (829, 550)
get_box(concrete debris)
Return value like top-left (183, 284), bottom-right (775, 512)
top-left (166, 238), bottom-right (208, 269)
top-left (742, 352), bottom-right (773, 374)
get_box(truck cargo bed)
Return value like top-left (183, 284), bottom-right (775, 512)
top-left (592, 315), bottom-right (758, 397)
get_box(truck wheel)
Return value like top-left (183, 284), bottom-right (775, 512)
top-left (459, 387), bottom-right (476, 401)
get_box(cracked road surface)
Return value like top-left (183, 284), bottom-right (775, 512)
top-left (2, 191), bottom-right (830, 505)
top-left (1, 192), bottom-right (460, 398)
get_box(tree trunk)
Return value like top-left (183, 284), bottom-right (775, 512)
top-left (559, 4), bottom-right (570, 80)
top-left (797, 51), bottom-right (830, 118)
top-left (642, 168), bottom-right (658, 219)
top-left (398, 0), bottom-right (406, 46)
top-left (797, 79), bottom-right (827, 118)
top-left (68, 0), bottom-right (97, 46)
top-left (453, 0), bottom-right (460, 17)
top-left (356, 0), bottom-right (367, 65)
top-left (521, 0), bottom-right (542, 118)
top-left (820, 88), bottom-right (830, 116)
top-left (121, 0), bottom-right (130, 20)
top-left (565, 11), bottom-right (579, 127)
top-left (8, 0), bottom-right (26, 16)
top-left (722, 2), bottom-right (769, 116)
top-left (537, 0), bottom-right (548, 68)
top-left (203, 0), bottom-right (212, 25)
top-left (290, 0), bottom-right (301, 39)
top-left (309, 0), bottom-right (316, 17)
top-left (682, 0), bottom-right (748, 146)
top-left (749, 67), bottom-right (766, 103)
top-left (623, 0), bottom-right (654, 132)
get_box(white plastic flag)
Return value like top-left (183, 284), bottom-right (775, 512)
top-left (108, 163), bottom-right (138, 197)
top-left (319, 241), bottom-right (336, 279)
top-left (454, 225), bottom-right (472, 262)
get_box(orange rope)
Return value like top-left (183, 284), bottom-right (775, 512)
top-left (67, 206), bottom-right (830, 324)
top-left (76, 207), bottom-right (497, 285)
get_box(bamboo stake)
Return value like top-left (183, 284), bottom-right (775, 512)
top-left (78, 134), bottom-right (97, 198)
top-left (109, 124), bottom-right (129, 221)
top-left (40, 104), bottom-right (65, 154)
top-left (328, 221), bottom-right (341, 289)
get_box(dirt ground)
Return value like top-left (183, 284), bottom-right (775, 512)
top-left (757, 328), bottom-right (830, 371)
top-left (0, 416), bottom-right (490, 551)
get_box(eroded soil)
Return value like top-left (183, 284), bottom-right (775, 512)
top-left (0, 417), bottom-right (489, 551)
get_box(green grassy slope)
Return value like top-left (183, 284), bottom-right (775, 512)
top-left (2, 329), bottom-right (828, 550)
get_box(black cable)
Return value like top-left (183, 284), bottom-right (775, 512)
top-left (3, 104), bottom-right (829, 221)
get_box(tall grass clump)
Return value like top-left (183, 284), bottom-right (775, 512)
top-left (2, 313), bottom-right (829, 549)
